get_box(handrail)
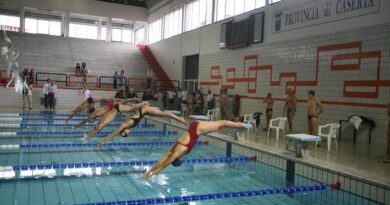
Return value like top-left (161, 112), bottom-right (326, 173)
top-left (99, 75), bottom-right (127, 88)
top-left (128, 77), bottom-right (147, 90)
top-left (36, 72), bottom-right (68, 86)
top-left (68, 74), bottom-right (99, 88)
top-left (154, 80), bottom-right (180, 91)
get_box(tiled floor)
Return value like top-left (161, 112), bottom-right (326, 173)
top-left (218, 127), bottom-right (390, 180)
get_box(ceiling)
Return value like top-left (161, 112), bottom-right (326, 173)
top-left (96, 0), bottom-right (146, 7)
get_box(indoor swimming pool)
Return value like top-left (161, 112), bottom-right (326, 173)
top-left (0, 112), bottom-right (385, 205)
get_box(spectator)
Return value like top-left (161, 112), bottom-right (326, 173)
top-left (220, 89), bottom-right (229, 120)
top-left (22, 69), bottom-right (29, 80)
top-left (118, 70), bottom-right (125, 88)
top-left (80, 86), bottom-right (91, 100)
top-left (47, 80), bottom-right (57, 110)
top-left (113, 71), bottom-right (119, 89)
top-left (167, 89), bottom-right (176, 110)
top-left (29, 68), bottom-right (35, 85)
top-left (195, 89), bottom-right (204, 114)
top-left (207, 90), bottom-right (214, 111)
top-left (128, 88), bottom-right (138, 98)
top-left (186, 91), bottom-right (195, 115)
top-left (75, 63), bottom-right (81, 74)
top-left (178, 88), bottom-right (187, 110)
top-left (22, 79), bottom-right (33, 110)
top-left (42, 79), bottom-right (50, 109)
top-left (81, 62), bottom-right (87, 86)
top-left (142, 89), bottom-right (153, 101)
top-left (161, 89), bottom-right (167, 109)
top-left (263, 92), bottom-right (274, 131)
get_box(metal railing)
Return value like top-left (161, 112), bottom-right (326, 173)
top-left (99, 76), bottom-right (127, 89)
top-left (36, 72), bottom-right (68, 86)
top-left (154, 80), bottom-right (180, 91)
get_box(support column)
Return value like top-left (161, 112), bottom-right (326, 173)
top-left (64, 12), bottom-right (70, 37)
top-left (106, 18), bottom-right (112, 41)
top-left (19, 7), bottom-right (24, 33)
top-left (226, 142), bottom-right (232, 157)
top-left (286, 160), bottom-right (295, 186)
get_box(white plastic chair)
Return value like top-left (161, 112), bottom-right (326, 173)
top-left (266, 117), bottom-right (287, 140)
top-left (317, 123), bottom-right (340, 151)
top-left (181, 104), bottom-right (188, 117)
top-left (206, 109), bottom-right (215, 121)
top-left (243, 113), bottom-right (257, 132)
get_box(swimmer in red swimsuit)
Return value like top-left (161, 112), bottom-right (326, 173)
top-left (82, 100), bottom-right (148, 140)
top-left (65, 97), bottom-right (114, 123)
top-left (75, 97), bottom-right (138, 128)
top-left (97, 105), bottom-right (188, 146)
top-left (144, 120), bottom-right (249, 179)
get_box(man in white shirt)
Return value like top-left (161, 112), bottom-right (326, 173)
top-left (80, 86), bottom-right (91, 100)
top-left (42, 79), bottom-right (50, 108)
top-left (178, 88), bottom-right (187, 104)
top-left (167, 90), bottom-right (176, 110)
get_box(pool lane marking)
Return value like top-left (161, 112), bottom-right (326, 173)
top-left (11, 156), bottom-right (256, 171)
top-left (0, 141), bottom-right (208, 150)
top-left (77, 183), bottom-right (329, 205)
top-left (0, 130), bottom-right (177, 137)
top-left (0, 123), bottom-right (154, 128)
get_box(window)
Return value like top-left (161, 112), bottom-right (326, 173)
top-left (135, 27), bottom-right (145, 43)
top-left (0, 14), bottom-right (20, 31)
top-left (112, 28), bottom-right (133, 43)
top-left (255, 0), bottom-right (266, 8)
top-left (164, 7), bottom-right (182, 38)
top-left (25, 18), bottom-right (61, 36)
top-left (69, 23), bottom-right (98, 40)
top-left (185, 0), bottom-right (213, 31)
top-left (148, 18), bottom-right (162, 44)
top-left (269, 0), bottom-right (282, 4)
top-left (100, 27), bottom-right (107, 40)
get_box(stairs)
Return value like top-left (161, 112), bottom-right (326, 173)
top-left (137, 44), bottom-right (176, 90)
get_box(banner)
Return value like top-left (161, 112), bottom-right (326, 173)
top-left (272, 0), bottom-right (380, 33)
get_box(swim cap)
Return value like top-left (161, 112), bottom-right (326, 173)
top-left (171, 158), bottom-right (184, 167)
top-left (87, 97), bottom-right (94, 104)
top-left (120, 129), bottom-right (129, 137)
top-left (88, 106), bottom-right (95, 114)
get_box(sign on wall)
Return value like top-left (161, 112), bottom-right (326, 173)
top-left (272, 0), bottom-right (380, 33)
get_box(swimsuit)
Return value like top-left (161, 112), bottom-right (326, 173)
top-left (129, 108), bottom-right (145, 128)
top-left (308, 115), bottom-right (317, 121)
top-left (106, 102), bottom-right (120, 112)
top-left (266, 109), bottom-right (273, 113)
top-left (177, 121), bottom-right (199, 153)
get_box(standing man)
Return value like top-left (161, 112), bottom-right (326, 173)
top-left (113, 71), bottom-right (119, 89)
top-left (167, 89), bottom-right (176, 110)
top-left (42, 79), bottom-right (50, 109)
top-left (307, 90), bottom-right (324, 135)
top-left (207, 90), bottom-right (214, 111)
top-left (263, 92), bottom-right (274, 131)
top-left (283, 88), bottom-right (297, 133)
top-left (22, 79), bottom-right (33, 110)
top-left (220, 89), bottom-right (229, 120)
top-left (119, 70), bottom-right (125, 89)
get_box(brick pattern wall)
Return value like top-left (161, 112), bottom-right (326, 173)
top-left (199, 23), bottom-right (390, 146)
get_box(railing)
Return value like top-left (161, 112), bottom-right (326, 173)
top-left (68, 74), bottom-right (99, 88)
top-left (128, 77), bottom-right (147, 90)
top-left (36, 72), bottom-right (68, 86)
top-left (154, 80), bottom-right (180, 91)
top-left (99, 76), bottom-right (127, 89)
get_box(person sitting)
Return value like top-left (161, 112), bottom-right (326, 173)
top-left (144, 120), bottom-right (250, 178)
top-left (75, 63), bottom-right (81, 74)
top-left (97, 105), bottom-right (188, 146)
top-left (82, 101), bottom-right (149, 140)
top-left (65, 96), bottom-right (114, 123)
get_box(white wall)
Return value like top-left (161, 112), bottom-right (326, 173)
top-left (146, 0), bottom-right (390, 147)
top-left (0, 0), bottom-right (147, 21)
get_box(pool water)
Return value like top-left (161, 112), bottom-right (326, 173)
top-left (0, 112), bottom-right (383, 205)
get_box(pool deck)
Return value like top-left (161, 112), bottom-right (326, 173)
top-left (148, 117), bottom-right (390, 189)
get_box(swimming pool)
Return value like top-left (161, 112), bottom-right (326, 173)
top-left (0, 112), bottom-right (387, 205)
